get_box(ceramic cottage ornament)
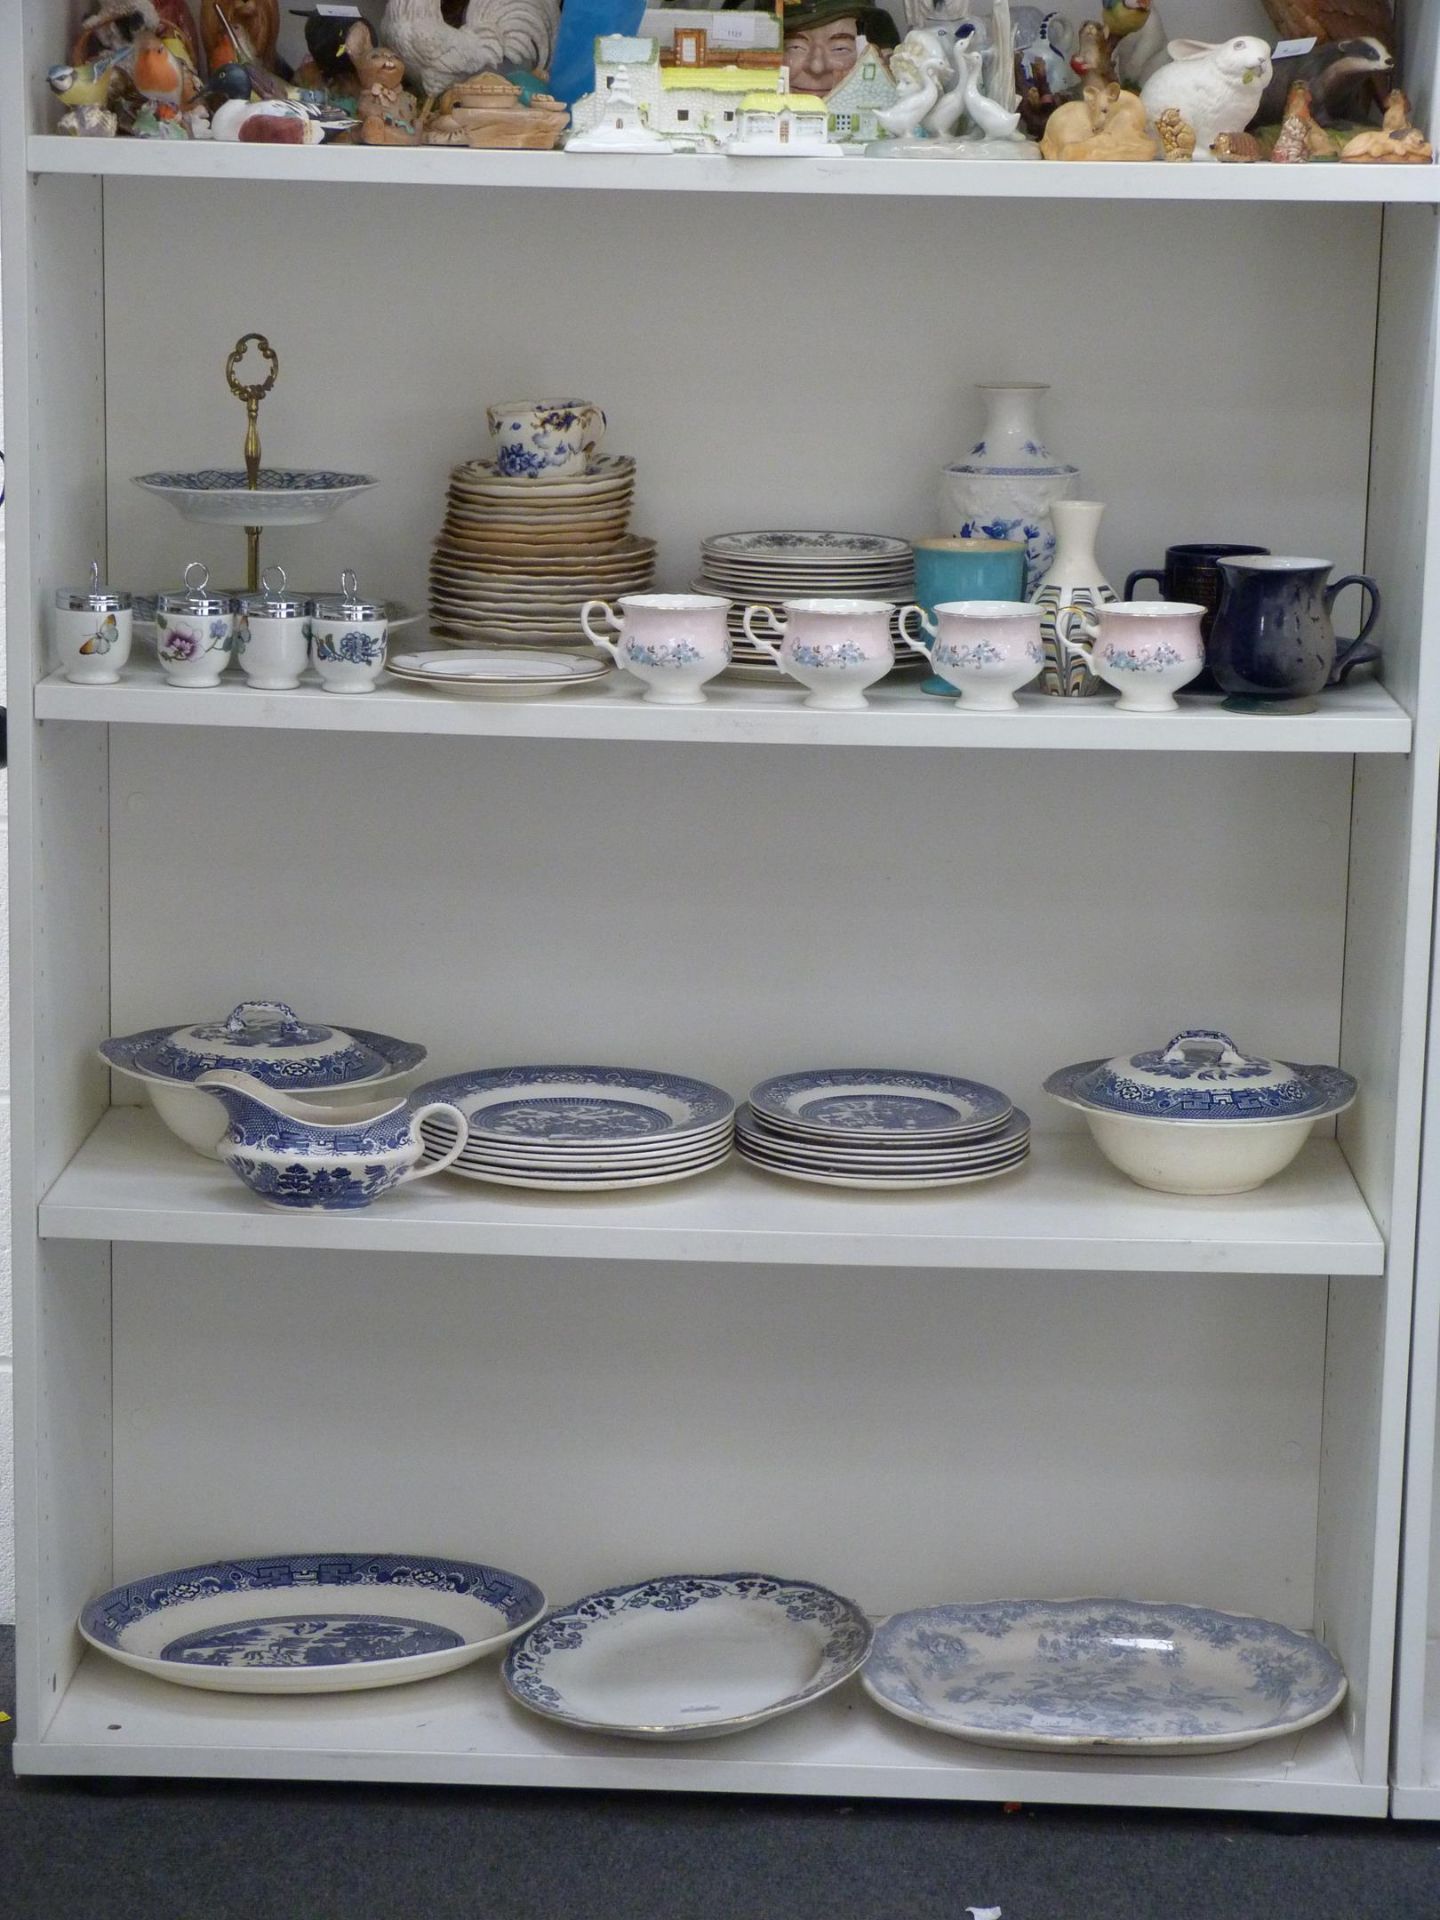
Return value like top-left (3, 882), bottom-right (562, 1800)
top-left (1141, 37), bottom-right (1274, 160)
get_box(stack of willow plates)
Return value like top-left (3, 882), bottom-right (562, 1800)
top-left (694, 530), bottom-right (917, 683)
top-left (430, 455), bottom-right (655, 647)
top-left (414, 1064), bottom-right (735, 1190)
top-left (736, 1068), bottom-right (1028, 1189)
top-left (387, 648), bottom-right (614, 699)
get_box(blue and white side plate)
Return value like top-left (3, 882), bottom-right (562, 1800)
top-left (81, 1552), bottom-right (547, 1695)
top-left (503, 1571), bottom-right (872, 1740)
top-left (411, 1065), bottom-right (736, 1148)
top-left (737, 1106), bottom-right (1029, 1170)
top-left (749, 1069), bottom-right (1013, 1142)
top-left (863, 1598), bottom-right (1347, 1755)
top-left (134, 469), bottom-right (376, 527)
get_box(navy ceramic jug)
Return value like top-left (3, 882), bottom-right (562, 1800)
top-left (1209, 556), bottom-right (1381, 710)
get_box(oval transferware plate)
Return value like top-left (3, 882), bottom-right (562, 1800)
top-left (82, 1552), bottom-right (547, 1695)
top-left (503, 1571), bottom-right (872, 1739)
top-left (749, 1069), bottom-right (1012, 1141)
top-left (412, 1066), bottom-right (735, 1147)
top-left (134, 470), bottom-right (376, 526)
top-left (862, 1598), bottom-right (1347, 1754)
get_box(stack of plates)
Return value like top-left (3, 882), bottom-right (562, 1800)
top-left (430, 455), bottom-right (656, 647)
top-left (387, 648), bottom-right (614, 700)
top-left (736, 1068), bottom-right (1029, 1189)
top-left (414, 1065), bottom-right (735, 1190)
top-left (695, 531), bottom-right (917, 682)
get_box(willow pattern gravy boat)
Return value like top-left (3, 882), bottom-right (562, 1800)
top-left (198, 1069), bottom-right (467, 1209)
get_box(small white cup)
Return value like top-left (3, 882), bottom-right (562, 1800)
top-left (155, 562), bottom-right (234, 688)
top-left (903, 600), bottom-right (1044, 711)
top-left (1055, 600), bottom-right (1206, 713)
top-left (582, 593), bottom-right (730, 705)
top-left (310, 569), bottom-right (389, 694)
top-left (53, 564), bottom-right (132, 684)
top-left (237, 566), bottom-right (310, 691)
top-left (742, 598), bottom-right (929, 710)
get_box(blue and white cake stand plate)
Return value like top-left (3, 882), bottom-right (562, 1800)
top-left (81, 1552), bottom-right (546, 1695)
top-left (863, 1597), bottom-right (1347, 1756)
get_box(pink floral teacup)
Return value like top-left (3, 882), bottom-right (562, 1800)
top-left (742, 598), bottom-right (928, 710)
top-left (1054, 601), bottom-right (1206, 713)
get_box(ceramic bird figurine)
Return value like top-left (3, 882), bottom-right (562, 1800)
top-left (130, 27), bottom-right (204, 116)
top-left (47, 48), bottom-right (131, 112)
top-left (74, 0), bottom-right (203, 76)
top-left (1102, 0), bottom-right (1150, 43)
top-left (1261, 1), bottom-right (1394, 50)
top-left (210, 95), bottom-right (325, 140)
top-left (958, 42), bottom-right (1023, 139)
top-left (877, 31), bottom-right (951, 137)
top-left (379, 0), bottom-right (559, 98)
top-left (1271, 79), bottom-right (1330, 159)
top-left (201, 0), bottom-right (280, 72)
top-left (1141, 37), bottom-right (1273, 159)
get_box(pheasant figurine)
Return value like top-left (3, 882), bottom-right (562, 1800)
top-left (1261, 1), bottom-right (1394, 49)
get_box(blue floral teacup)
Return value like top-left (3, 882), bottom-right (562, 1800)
top-left (486, 399), bottom-right (605, 479)
top-left (198, 1069), bottom-right (468, 1210)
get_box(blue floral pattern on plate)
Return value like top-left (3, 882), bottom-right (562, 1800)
top-left (82, 1551), bottom-right (548, 1688)
top-left (750, 1069), bottom-right (1012, 1138)
top-left (863, 1599), bottom-right (1346, 1752)
top-left (503, 1571), bottom-right (872, 1736)
top-left (136, 469), bottom-right (372, 492)
top-left (412, 1066), bottom-right (735, 1146)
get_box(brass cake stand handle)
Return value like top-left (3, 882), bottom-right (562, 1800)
top-left (226, 333), bottom-right (280, 589)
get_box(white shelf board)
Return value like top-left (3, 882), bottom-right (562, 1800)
top-left (33, 667), bottom-right (1414, 753)
top-left (26, 135), bottom-right (1440, 204)
top-left (15, 1650), bottom-right (1380, 1814)
top-left (1393, 1639), bottom-right (1440, 1818)
top-left (39, 1108), bottom-right (1384, 1275)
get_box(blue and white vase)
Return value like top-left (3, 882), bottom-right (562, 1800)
top-left (941, 384), bottom-right (1078, 596)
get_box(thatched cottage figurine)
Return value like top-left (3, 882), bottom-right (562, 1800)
top-left (825, 40), bottom-right (897, 144)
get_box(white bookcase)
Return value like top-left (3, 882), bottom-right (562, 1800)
top-left (6, 0), bottom-right (1440, 1816)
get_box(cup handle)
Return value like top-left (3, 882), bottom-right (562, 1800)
top-left (581, 599), bottom-right (623, 662)
top-left (400, 1103), bottom-right (469, 1183)
top-left (1327, 575), bottom-right (1382, 682)
top-left (742, 604), bottom-right (785, 662)
top-left (1053, 603), bottom-right (1097, 671)
top-left (582, 404), bottom-right (607, 457)
top-left (1124, 569), bottom-right (1164, 602)
top-left (896, 604), bottom-right (936, 658)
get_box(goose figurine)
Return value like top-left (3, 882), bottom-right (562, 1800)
top-left (876, 31), bottom-right (951, 139)
top-left (957, 41), bottom-right (1022, 138)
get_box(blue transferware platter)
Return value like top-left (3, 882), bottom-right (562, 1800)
top-left (503, 1571), bottom-right (872, 1740)
top-left (134, 469), bottom-right (376, 527)
top-left (101, 1001), bottom-right (426, 1091)
top-left (80, 1552), bottom-right (547, 1695)
top-left (1045, 1029), bottom-right (1357, 1123)
top-left (863, 1598), bottom-right (1346, 1754)
top-left (412, 1065), bottom-right (736, 1148)
top-left (749, 1069), bottom-right (1012, 1142)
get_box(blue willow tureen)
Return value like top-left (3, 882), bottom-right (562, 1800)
top-left (101, 1000), bottom-right (425, 1091)
top-left (1044, 1029), bottom-right (1356, 1122)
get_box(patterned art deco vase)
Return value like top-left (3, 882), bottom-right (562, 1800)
top-left (1031, 499), bottom-right (1117, 697)
top-left (940, 383), bottom-right (1078, 597)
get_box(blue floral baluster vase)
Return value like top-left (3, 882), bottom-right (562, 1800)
top-left (940, 384), bottom-right (1079, 597)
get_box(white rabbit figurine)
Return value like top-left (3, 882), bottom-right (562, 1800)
top-left (1141, 36), bottom-right (1273, 161)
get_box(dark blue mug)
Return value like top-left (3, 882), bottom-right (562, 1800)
top-left (1209, 556), bottom-right (1381, 711)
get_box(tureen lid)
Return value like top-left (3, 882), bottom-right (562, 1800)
top-left (100, 1000), bottom-right (426, 1089)
top-left (56, 560), bottom-right (131, 614)
top-left (158, 561), bottom-right (232, 618)
top-left (1044, 1029), bottom-right (1356, 1122)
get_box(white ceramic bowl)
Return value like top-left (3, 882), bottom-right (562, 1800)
top-left (1071, 1108), bottom-right (1323, 1196)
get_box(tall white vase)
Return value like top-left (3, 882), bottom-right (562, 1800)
top-left (1031, 499), bottom-right (1117, 697)
top-left (941, 384), bottom-right (1078, 596)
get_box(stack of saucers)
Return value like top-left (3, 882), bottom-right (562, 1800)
top-left (430, 455), bottom-right (656, 647)
top-left (413, 1064), bottom-right (735, 1191)
top-left (736, 1068), bottom-right (1029, 1189)
top-left (694, 531), bottom-right (917, 683)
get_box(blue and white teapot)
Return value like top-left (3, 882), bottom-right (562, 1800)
top-left (198, 1070), bottom-right (468, 1210)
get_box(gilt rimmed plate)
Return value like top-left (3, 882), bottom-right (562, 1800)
top-left (503, 1571), bottom-right (871, 1740)
top-left (453, 453), bottom-right (636, 491)
top-left (390, 649), bottom-right (608, 683)
top-left (81, 1552), bottom-right (546, 1696)
top-left (412, 1065), bottom-right (736, 1147)
top-left (134, 469), bottom-right (376, 526)
top-left (862, 1598), bottom-right (1347, 1755)
top-left (703, 531), bottom-right (910, 562)
top-left (749, 1069), bottom-right (1012, 1141)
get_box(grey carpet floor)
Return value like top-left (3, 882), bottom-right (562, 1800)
top-left (3, 1628), bottom-right (1438, 1919)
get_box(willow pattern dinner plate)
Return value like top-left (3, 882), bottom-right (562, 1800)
top-left (413, 1065), bottom-right (735, 1147)
top-left (81, 1552), bottom-right (546, 1696)
top-left (862, 1599), bottom-right (1347, 1755)
top-left (503, 1571), bottom-right (872, 1739)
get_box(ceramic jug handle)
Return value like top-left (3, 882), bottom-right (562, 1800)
top-left (1053, 603), bottom-right (1097, 670)
top-left (581, 600), bottom-right (623, 663)
top-left (896, 605), bottom-right (936, 657)
top-left (741, 603), bottom-right (785, 662)
top-left (399, 1102), bottom-right (469, 1183)
top-left (1327, 575), bottom-right (1383, 682)
top-left (1124, 569), bottom-right (1163, 602)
